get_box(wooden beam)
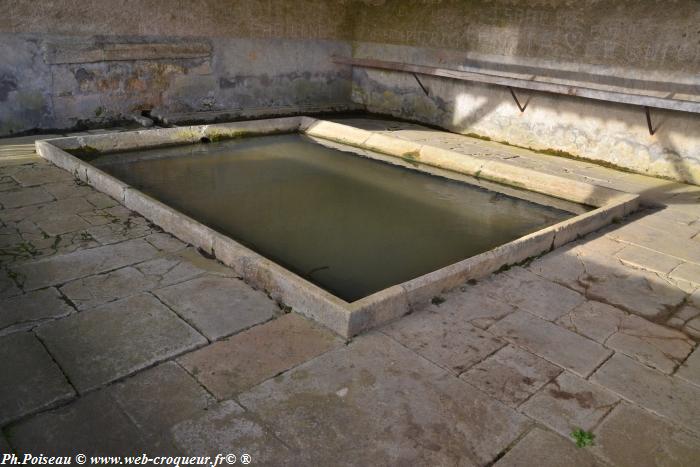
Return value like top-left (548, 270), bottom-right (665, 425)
top-left (334, 56), bottom-right (700, 114)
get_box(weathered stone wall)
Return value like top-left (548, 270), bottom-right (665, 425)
top-left (349, 0), bottom-right (700, 184)
top-left (2, 0), bottom-right (699, 183)
top-left (0, 0), bottom-right (353, 134)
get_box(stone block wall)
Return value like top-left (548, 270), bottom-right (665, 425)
top-left (0, 0), bottom-right (353, 134)
top-left (349, 0), bottom-right (700, 184)
top-left (1, 0), bottom-right (699, 183)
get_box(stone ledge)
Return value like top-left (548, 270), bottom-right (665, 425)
top-left (44, 41), bottom-right (212, 65)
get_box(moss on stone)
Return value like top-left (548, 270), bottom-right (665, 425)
top-left (70, 145), bottom-right (101, 161)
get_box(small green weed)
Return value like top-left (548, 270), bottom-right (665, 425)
top-left (571, 428), bottom-right (594, 448)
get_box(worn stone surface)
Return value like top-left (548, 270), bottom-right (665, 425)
top-left (685, 315), bottom-right (700, 339)
top-left (60, 266), bottom-right (159, 310)
top-left (494, 428), bottom-right (601, 467)
top-left (144, 232), bottom-right (186, 253)
top-left (10, 166), bottom-right (73, 187)
top-left (435, 285), bottom-right (518, 329)
top-left (0, 187), bottom-right (53, 209)
top-left (463, 345), bottom-right (561, 408)
top-left (520, 372), bottom-right (619, 437)
top-left (0, 332), bottom-right (75, 425)
top-left (34, 213), bottom-right (90, 236)
top-left (556, 300), bottom-right (627, 343)
top-left (110, 362), bottom-right (216, 435)
top-left (7, 391), bottom-right (164, 456)
top-left (44, 181), bottom-right (93, 200)
top-left (489, 311), bottom-right (612, 377)
top-left (13, 238), bottom-right (160, 290)
top-left (171, 400), bottom-right (290, 462)
top-left (179, 313), bottom-right (340, 399)
top-left (676, 346), bottom-right (700, 387)
top-left (583, 266), bottom-right (687, 322)
top-left (591, 403), bottom-right (700, 467)
top-left (382, 306), bottom-right (505, 374)
top-left (59, 250), bottom-right (215, 311)
top-left (616, 244), bottom-right (684, 275)
top-left (154, 276), bottom-right (277, 341)
top-left (0, 271), bottom-right (21, 299)
top-left (476, 267), bottom-right (585, 321)
top-left (605, 314), bottom-right (695, 374)
top-left (592, 353), bottom-right (700, 434)
top-left (238, 333), bottom-right (530, 466)
top-left (670, 262), bottom-right (700, 288)
top-left (0, 287), bottom-right (74, 334)
top-left (35, 294), bottom-right (206, 393)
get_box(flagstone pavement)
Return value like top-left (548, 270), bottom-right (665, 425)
top-left (1, 120), bottom-right (700, 466)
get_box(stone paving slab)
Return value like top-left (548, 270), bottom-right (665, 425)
top-left (0, 187), bottom-right (53, 209)
top-left (616, 244), bottom-right (684, 275)
top-left (670, 262), bottom-right (700, 287)
top-left (0, 288), bottom-right (74, 335)
top-left (0, 332), bottom-right (75, 425)
top-left (171, 400), bottom-right (291, 463)
top-left (60, 266), bottom-right (163, 311)
top-left (34, 213), bottom-right (91, 237)
top-left (143, 232), bottom-right (187, 253)
top-left (43, 181), bottom-right (93, 200)
top-left (382, 305), bottom-right (505, 374)
top-left (605, 315), bottom-right (694, 374)
top-left (591, 353), bottom-right (700, 435)
top-left (676, 346), bottom-right (700, 387)
top-left (520, 372), bottom-right (619, 438)
top-left (0, 272), bottom-right (22, 300)
top-left (489, 311), bottom-right (612, 377)
top-left (154, 276), bottom-right (278, 341)
top-left (556, 300), bottom-right (627, 344)
top-left (85, 192), bottom-right (118, 210)
top-left (13, 238), bottom-right (160, 291)
top-left (238, 332), bottom-right (531, 466)
top-left (685, 314), bottom-right (700, 339)
top-left (430, 286), bottom-right (517, 329)
top-left (526, 238), bottom-right (612, 294)
top-left (607, 221), bottom-right (700, 264)
top-left (475, 267), bottom-right (586, 321)
top-left (35, 293), bottom-right (207, 393)
top-left (178, 313), bottom-right (341, 400)
top-left (59, 250), bottom-right (217, 311)
top-left (591, 403), bottom-right (700, 467)
top-left (462, 345), bottom-right (562, 408)
top-left (110, 362), bottom-right (216, 437)
top-left (10, 166), bottom-right (74, 187)
top-left (83, 221), bottom-right (152, 246)
top-left (582, 262), bottom-right (687, 322)
top-left (6, 391), bottom-right (168, 456)
top-left (494, 428), bottom-right (602, 467)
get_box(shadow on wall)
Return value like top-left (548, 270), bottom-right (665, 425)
top-left (355, 69), bottom-right (700, 186)
top-left (350, 0), bottom-right (700, 186)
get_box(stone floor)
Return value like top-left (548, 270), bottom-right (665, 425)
top-left (1, 120), bottom-right (700, 466)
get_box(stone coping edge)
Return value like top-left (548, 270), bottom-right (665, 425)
top-left (36, 117), bottom-right (640, 339)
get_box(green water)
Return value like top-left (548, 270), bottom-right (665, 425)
top-left (92, 134), bottom-right (573, 302)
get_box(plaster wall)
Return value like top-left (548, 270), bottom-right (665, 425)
top-left (0, 0), bottom-right (353, 134)
top-left (349, 0), bottom-right (700, 184)
top-left (1, 0), bottom-right (699, 183)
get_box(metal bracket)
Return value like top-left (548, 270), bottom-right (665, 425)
top-left (412, 73), bottom-right (430, 97)
top-left (645, 106), bottom-right (656, 135)
top-left (509, 87), bottom-right (527, 112)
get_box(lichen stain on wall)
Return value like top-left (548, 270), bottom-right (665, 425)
top-left (352, 0), bottom-right (700, 75)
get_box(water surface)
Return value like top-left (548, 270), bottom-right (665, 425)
top-left (93, 134), bottom-right (574, 301)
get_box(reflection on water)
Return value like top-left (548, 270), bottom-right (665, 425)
top-left (93, 134), bottom-right (574, 301)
